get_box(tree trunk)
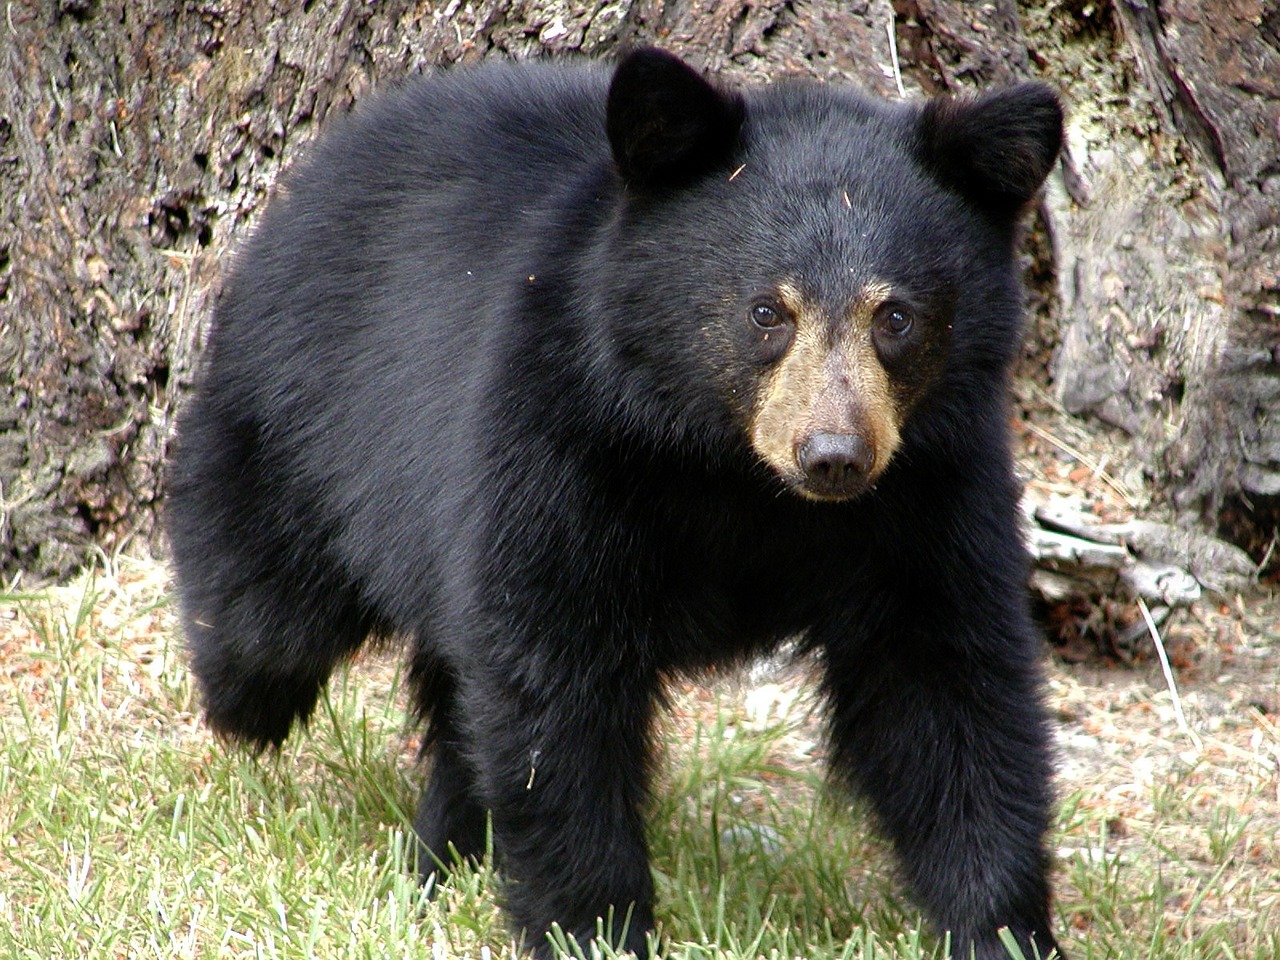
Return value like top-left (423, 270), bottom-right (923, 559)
top-left (2, 0), bottom-right (1275, 583)
top-left (1045, 0), bottom-right (1280, 567)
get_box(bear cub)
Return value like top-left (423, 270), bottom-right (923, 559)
top-left (168, 48), bottom-right (1067, 960)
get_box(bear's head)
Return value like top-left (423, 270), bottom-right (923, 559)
top-left (597, 49), bottom-right (1062, 502)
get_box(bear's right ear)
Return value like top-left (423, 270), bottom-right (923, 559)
top-left (606, 48), bottom-right (745, 189)
top-left (916, 83), bottom-right (1063, 218)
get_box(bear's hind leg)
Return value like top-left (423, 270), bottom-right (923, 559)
top-left (182, 563), bottom-right (376, 750)
top-left (170, 409), bottom-right (380, 750)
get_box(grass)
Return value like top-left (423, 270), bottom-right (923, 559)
top-left (1, 557), bottom-right (1277, 960)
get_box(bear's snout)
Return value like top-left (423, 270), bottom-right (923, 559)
top-left (796, 431), bottom-right (875, 499)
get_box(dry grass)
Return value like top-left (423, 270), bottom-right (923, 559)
top-left (1, 553), bottom-right (1278, 958)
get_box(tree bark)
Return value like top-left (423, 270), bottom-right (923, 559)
top-left (1, 0), bottom-right (1275, 582)
top-left (1049, 0), bottom-right (1279, 561)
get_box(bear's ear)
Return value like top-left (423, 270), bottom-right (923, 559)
top-left (606, 48), bottom-right (745, 188)
top-left (916, 84), bottom-right (1063, 217)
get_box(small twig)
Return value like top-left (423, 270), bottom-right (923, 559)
top-left (886, 18), bottom-right (905, 98)
top-left (1257, 531), bottom-right (1276, 575)
top-left (1138, 597), bottom-right (1202, 751)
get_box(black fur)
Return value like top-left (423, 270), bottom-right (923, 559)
top-left (917, 84), bottom-right (1063, 217)
top-left (606, 48), bottom-right (745, 186)
top-left (168, 48), bottom-right (1066, 960)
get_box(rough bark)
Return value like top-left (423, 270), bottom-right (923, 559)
top-left (1045, 1), bottom-right (1279, 560)
top-left (1, 0), bottom-right (1274, 582)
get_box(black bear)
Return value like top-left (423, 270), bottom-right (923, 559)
top-left (167, 48), bottom-right (1067, 960)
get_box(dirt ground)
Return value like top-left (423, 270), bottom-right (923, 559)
top-left (3, 513), bottom-right (1277, 950)
top-left (664, 586), bottom-right (1280, 948)
top-left (2, 361), bottom-right (1277, 951)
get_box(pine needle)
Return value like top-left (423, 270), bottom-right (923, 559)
top-left (886, 18), bottom-right (905, 98)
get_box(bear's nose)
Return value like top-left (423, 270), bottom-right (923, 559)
top-left (797, 432), bottom-right (875, 498)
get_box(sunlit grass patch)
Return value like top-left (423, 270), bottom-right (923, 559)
top-left (2, 558), bottom-right (1277, 959)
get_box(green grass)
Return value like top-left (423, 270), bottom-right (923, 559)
top-left (1, 560), bottom-right (1277, 959)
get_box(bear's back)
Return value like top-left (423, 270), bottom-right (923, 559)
top-left (186, 63), bottom-right (619, 602)
top-left (295, 61), bottom-right (613, 213)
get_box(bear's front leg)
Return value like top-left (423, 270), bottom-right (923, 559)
top-left (460, 657), bottom-right (659, 959)
top-left (821, 621), bottom-right (1063, 959)
top-left (817, 497), bottom-right (1066, 959)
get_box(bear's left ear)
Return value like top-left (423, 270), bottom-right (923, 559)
top-left (916, 84), bottom-right (1063, 217)
top-left (606, 48), bottom-right (745, 188)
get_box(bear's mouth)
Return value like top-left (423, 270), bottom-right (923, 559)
top-left (790, 475), bottom-right (878, 503)
top-left (773, 462), bottom-right (880, 503)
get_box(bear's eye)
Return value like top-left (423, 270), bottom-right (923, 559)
top-left (875, 303), bottom-right (915, 338)
top-left (750, 302), bottom-right (786, 329)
